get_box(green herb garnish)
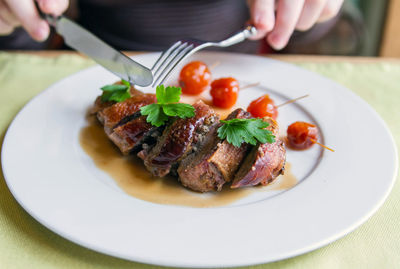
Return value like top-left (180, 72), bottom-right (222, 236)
top-left (100, 79), bottom-right (131, 103)
top-left (140, 85), bottom-right (195, 127)
top-left (218, 118), bottom-right (275, 147)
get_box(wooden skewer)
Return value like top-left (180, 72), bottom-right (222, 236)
top-left (276, 94), bottom-right (309, 108)
top-left (240, 82), bottom-right (260, 90)
top-left (209, 61), bottom-right (220, 70)
top-left (310, 139), bottom-right (335, 152)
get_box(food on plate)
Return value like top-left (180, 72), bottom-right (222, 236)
top-left (97, 89), bottom-right (156, 134)
top-left (286, 121), bottom-right (335, 152)
top-left (91, 82), bottom-right (286, 193)
top-left (139, 100), bottom-right (219, 177)
top-left (109, 116), bottom-right (161, 155)
top-left (178, 109), bottom-right (252, 192)
top-left (179, 61), bottom-right (211, 95)
top-left (90, 81), bottom-right (159, 154)
top-left (210, 77), bottom-right (239, 109)
top-left (91, 96), bottom-right (115, 115)
top-left (232, 117), bottom-right (286, 188)
top-left (247, 94), bottom-right (310, 120)
top-left (139, 85), bottom-right (195, 127)
top-left (286, 121), bottom-right (318, 150)
top-left (90, 80), bottom-right (141, 114)
top-left (217, 115), bottom-right (276, 147)
top-left (247, 94), bottom-right (278, 119)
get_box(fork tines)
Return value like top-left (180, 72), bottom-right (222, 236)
top-left (151, 41), bottom-right (194, 87)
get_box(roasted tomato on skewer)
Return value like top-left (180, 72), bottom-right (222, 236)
top-left (247, 94), bottom-right (278, 120)
top-left (210, 77), bottom-right (239, 109)
top-left (179, 61), bottom-right (212, 95)
top-left (286, 121), bottom-right (318, 150)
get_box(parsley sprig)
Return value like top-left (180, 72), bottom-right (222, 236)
top-left (140, 85), bottom-right (195, 127)
top-left (218, 118), bottom-right (275, 147)
top-left (100, 79), bottom-right (131, 103)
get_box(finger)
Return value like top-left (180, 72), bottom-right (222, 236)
top-left (296, 0), bottom-right (327, 31)
top-left (37, 0), bottom-right (69, 16)
top-left (0, 15), bottom-right (14, 35)
top-left (247, 0), bottom-right (275, 40)
top-left (317, 0), bottom-right (344, 23)
top-left (0, 1), bottom-right (20, 27)
top-left (267, 0), bottom-right (305, 50)
top-left (6, 0), bottom-right (50, 41)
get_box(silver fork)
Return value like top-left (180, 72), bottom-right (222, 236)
top-left (150, 25), bottom-right (258, 87)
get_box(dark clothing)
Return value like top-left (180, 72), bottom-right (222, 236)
top-left (78, 0), bottom-right (258, 52)
top-left (0, 28), bottom-right (49, 50)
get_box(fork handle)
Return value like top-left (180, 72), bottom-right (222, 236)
top-left (218, 26), bottom-right (258, 47)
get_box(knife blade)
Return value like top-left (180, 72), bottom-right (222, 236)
top-left (45, 15), bottom-right (153, 87)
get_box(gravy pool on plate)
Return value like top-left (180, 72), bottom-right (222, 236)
top-left (79, 115), bottom-right (297, 208)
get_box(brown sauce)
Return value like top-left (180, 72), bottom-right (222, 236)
top-left (79, 116), bottom-right (297, 208)
top-left (264, 163), bottom-right (297, 190)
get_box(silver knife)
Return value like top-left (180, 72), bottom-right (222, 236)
top-left (42, 14), bottom-right (153, 87)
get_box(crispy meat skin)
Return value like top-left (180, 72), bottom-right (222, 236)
top-left (231, 117), bottom-right (286, 188)
top-left (91, 86), bottom-right (157, 155)
top-left (90, 96), bottom-right (115, 115)
top-left (142, 100), bottom-right (218, 177)
top-left (97, 93), bottom-right (156, 133)
top-left (90, 84), bottom-right (145, 116)
top-left (178, 108), bottom-right (251, 192)
top-left (109, 116), bottom-right (156, 155)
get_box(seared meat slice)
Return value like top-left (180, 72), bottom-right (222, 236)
top-left (140, 100), bottom-right (219, 177)
top-left (90, 86), bottom-right (157, 155)
top-left (178, 108), bottom-right (252, 192)
top-left (97, 93), bottom-right (156, 133)
top-left (231, 117), bottom-right (286, 188)
top-left (108, 116), bottom-right (162, 155)
top-left (90, 96), bottom-right (115, 115)
top-left (90, 83), bottom-right (145, 115)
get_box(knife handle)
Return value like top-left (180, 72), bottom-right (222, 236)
top-left (35, 1), bottom-right (59, 26)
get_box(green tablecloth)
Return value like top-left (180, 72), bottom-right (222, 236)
top-left (0, 53), bottom-right (399, 268)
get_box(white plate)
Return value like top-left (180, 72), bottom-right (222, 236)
top-left (2, 52), bottom-right (397, 268)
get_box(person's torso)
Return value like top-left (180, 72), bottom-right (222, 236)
top-left (78, 0), bottom-right (258, 52)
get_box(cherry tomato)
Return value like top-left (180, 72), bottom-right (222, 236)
top-left (179, 61), bottom-right (211, 95)
top-left (247, 94), bottom-right (278, 119)
top-left (286, 121), bottom-right (318, 150)
top-left (210, 77), bottom-right (239, 108)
